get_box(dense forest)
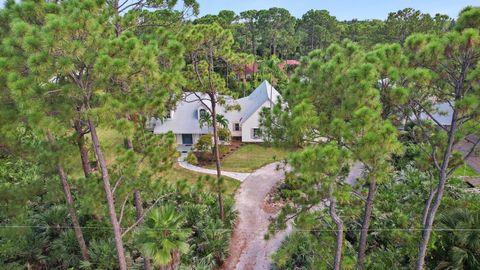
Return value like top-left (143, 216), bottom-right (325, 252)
top-left (195, 7), bottom-right (453, 58)
top-left (0, 0), bottom-right (479, 270)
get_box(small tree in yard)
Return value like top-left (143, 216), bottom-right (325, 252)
top-left (185, 151), bottom-right (198, 165)
top-left (195, 134), bottom-right (213, 153)
top-left (218, 127), bottom-right (231, 143)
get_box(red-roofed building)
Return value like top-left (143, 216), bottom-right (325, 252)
top-left (278, 59), bottom-right (301, 69)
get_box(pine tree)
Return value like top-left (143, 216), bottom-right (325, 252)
top-left (2, 1), bottom-right (183, 268)
top-left (403, 27), bottom-right (480, 270)
top-left (180, 23), bottom-right (247, 220)
top-left (266, 41), bottom-right (401, 269)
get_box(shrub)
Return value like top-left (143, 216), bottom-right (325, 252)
top-left (219, 145), bottom-right (229, 155)
top-left (195, 134), bottom-right (213, 152)
top-left (186, 151), bottom-right (198, 165)
top-left (218, 128), bottom-right (231, 142)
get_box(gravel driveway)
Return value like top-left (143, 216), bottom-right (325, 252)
top-left (221, 162), bottom-right (292, 270)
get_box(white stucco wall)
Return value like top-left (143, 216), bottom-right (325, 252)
top-left (241, 100), bottom-right (271, 143)
top-left (231, 121), bottom-right (242, 137)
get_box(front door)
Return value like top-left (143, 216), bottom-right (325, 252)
top-left (182, 134), bottom-right (193, 145)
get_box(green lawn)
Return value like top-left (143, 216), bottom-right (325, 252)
top-left (452, 163), bottom-right (480, 177)
top-left (69, 128), bottom-right (239, 196)
top-left (205, 144), bottom-right (292, 173)
top-left (160, 164), bottom-right (240, 196)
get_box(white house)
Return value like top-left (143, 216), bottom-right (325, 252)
top-left (152, 80), bottom-right (281, 146)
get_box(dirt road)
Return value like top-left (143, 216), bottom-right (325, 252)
top-left (221, 162), bottom-right (291, 270)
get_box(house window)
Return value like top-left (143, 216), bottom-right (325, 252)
top-left (252, 128), bottom-right (260, 139)
top-left (234, 123), bottom-right (240, 131)
top-left (198, 108), bottom-right (207, 119)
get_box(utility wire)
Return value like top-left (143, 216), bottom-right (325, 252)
top-left (1, 225), bottom-right (479, 232)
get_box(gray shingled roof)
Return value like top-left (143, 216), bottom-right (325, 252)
top-left (153, 80), bottom-right (280, 134)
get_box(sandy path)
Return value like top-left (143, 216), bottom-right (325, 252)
top-left (221, 162), bottom-right (291, 270)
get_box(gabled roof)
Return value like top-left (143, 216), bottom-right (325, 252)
top-left (153, 81), bottom-right (280, 134)
top-left (235, 80), bottom-right (280, 123)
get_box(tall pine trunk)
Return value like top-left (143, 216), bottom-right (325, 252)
top-left (357, 179), bottom-right (377, 270)
top-left (88, 119), bottom-right (128, 270)
top-left (57, 164), bottom-right (90, 261)
top-left (421, 186), bottom-right (437, 226)
top-left (134, 189), bottom-right (151, 270)
top-left (47, 131), bottom-right (89, 261)
top-left (415, 110), bottom-right (458, 270)
top-left (126, 136), bottom-right (151, 270)
top-left (74, 119), bottom-right (92, 178)
top-left (329, 188), bottom-right (343, 270)
top-left (211, 97), bottom-right (224, 221)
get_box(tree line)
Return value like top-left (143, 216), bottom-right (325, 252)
top-left (194, 7), bottom-right (453, 59)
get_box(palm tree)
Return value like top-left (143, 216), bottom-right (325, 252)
top-left (198, 110), bottom-right (212, 129)
top-left (199, 111), bottom-right (229, 129)
top-left (433, 208), bottom-right (480, 270)
top-left (136, 205), bottom-right (192, 270)
top-left (216, 114), bottom-right (229, 129)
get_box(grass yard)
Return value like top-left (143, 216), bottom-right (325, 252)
top-left (205, 143), bottom-right (291, 173)
top-left (69, 127), bottom-right (239, 196)
top-left (452, 163), bottom-right (480, 177)
top-left (160, 164), bottom-right (240, 196)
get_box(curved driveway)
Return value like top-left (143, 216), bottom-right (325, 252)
top-left (221, 162), bottom-right (291, 270)
top-left (179, 158), bottom-right (364, 270)
top-left (178, 159), bottom-right (251, 182)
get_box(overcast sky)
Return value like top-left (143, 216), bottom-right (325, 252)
top-left (0, 0), bottom-right (478, 21)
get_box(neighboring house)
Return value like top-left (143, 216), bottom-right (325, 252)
top-left (152, 80), bottom-right (281, 146)
top-left (237, 60), bottom-right (300, 81)
top-left (277, 59), bottom-right (301, 70)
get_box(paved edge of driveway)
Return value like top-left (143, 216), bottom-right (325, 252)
top-left (177, 160), bottom-right (251, 182)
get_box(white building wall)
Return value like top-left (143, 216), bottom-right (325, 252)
top-left (241, 100), bottom-right (271, 143)
top-left (230, 122), bottom-right (242, 137)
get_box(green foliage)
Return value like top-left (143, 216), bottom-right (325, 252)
top-left (431, 208), bottom-right (480, 269)
top-left (199, 7), bottom-right (453, 58)
top-left (218, 127), bottom-right (231, 142)
top-left (1, 1), bottom-right (479, 269)
top-left (195, 134), bottom-right (213, 152)
top-left (455, 6), bottom-right (480, 31)
top-left (0, 157), bottom-right (58, 268)
top-left (272, 228), bottom-right (356, 270)
top-left (180, 191), bottom-right (236, 268)
top-left (297, 10), bottom-right (342, 53)
top-left (82, 239), bottom-right (121, 270)
top-left (136, 204), bottom-right (192, 267)
top-left (186, 151), bottom-right (198, 165)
